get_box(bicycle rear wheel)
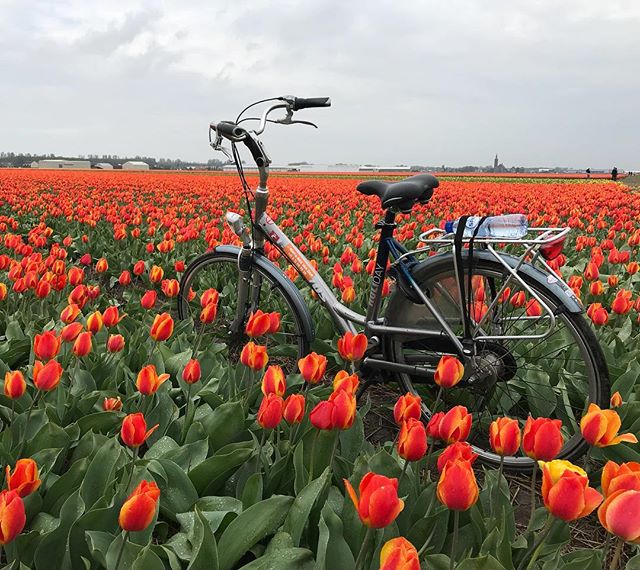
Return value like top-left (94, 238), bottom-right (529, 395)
top-left (177, 248), bottom-right (312, 372)
top-left (386, 254), bottom-right (609, 472)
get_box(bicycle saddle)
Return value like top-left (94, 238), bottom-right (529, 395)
top-left (356, 173), bottom-right (438, 212)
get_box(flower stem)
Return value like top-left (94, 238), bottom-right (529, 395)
top-left (494, 455), bottom-right (505, 517)
top-left (354, 527), bottom-right (374, 570)
top-left (449, 510), bottom-right (460, 570)
top-left (328, 432), bottom-right (340, 472)
top-left (400, 458), bottom-right (409, 483)
top-left (256, 430), bottom-right (266, 474)
top-left (114, 531), bottom-right (130, 570)
top-left (528, 463), bottom-right (538, 528)
top-left (308, 430), bottom-right (319, 484)
top-left (16, 391), bottom-right (41, 458)
top-left (610, 537), bottom-right (625, 570)
top-left (181, 383), bottom-right (193, 444)
top-left (517, 514), bottom-right (553, 570)
top-left (123, 447), bottom-right (139, 493)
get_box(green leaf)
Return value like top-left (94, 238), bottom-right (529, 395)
top-left (217, 495), bottom-right (294, 570)
top-left (314, 504), bottom-right (355, 570)
top-left (283, 467), bottom-right (330, 547)
top-left (148, 459), bottom-right (198, 518)
top-left (456, 555), bottom-right (508, 570)
top-left (237, 548), bottom-right (314, 570)
top-left (76, 411), bottom-right (121, 435)
top-left (241, 473), bottom-right (264, 510)
top-left (186, 507), bottom-right (219, 570)
top-left (80, 438), bottom-right (122, 509)
top-left (189, 444), bottom-right (254, 496)
top-left (612, 358), bottom-right (640, 400)
top-left (200, 401), bottom-right (248, 452)
top-left (131, 546), bottom-right (165, 570)
top-left (106, 533), bottom-right (143, 570)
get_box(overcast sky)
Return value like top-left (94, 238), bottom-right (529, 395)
top-left (1, 0), bottom-right (638, 169)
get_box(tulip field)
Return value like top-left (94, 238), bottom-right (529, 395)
top-left (2, 168), bottom-right (640, 569)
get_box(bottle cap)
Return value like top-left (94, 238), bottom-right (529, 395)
top-left (444, 221), bottom-right (454, 234)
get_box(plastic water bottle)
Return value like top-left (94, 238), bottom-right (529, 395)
top-left (444, 214), bottom-right (528, 239)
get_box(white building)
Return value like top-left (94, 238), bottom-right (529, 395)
top-left (122, 161), bottom-right (150, 171)
top-left (37, 159), bottom-right (91, 169)
top-left (94, 163), bottom-right (114, 170)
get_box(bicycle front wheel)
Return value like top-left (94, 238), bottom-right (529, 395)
top-left (386, 254), bottom-right (609, 472)
top-left (178, 247), bottom-right (312, 372)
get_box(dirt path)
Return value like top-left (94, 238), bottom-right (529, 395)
top-left (623, 174), bottom-right (640, 190)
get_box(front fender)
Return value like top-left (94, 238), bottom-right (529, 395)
top-left (213, 245), bottom-right (315, 344)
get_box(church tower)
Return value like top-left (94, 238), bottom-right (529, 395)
top-left (494, 154), bottom-right (499, 169)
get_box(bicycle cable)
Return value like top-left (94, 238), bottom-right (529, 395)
top-left (231, 141), bottom-right (257, 246)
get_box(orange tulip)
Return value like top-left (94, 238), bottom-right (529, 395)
top-left (489, 417), bottom-right (522, 457)
top-left (95, 258), bottom-right (108, 273)
top-left (161, 279), bottom-right (180, 298)
top-left (149, 265), bottom-right (164, 283)
top-left (150, 312), bottom-right (174, 341)
top-left (426, 406), bottom-right (472, 444)
top-left (298, 352), bottom-right (328, 384)
top-left (119, 480), bottom-right (160, 532)
top-left (433, 355), bottom-right (464, 388)
top-left (332, 370), bottom-right (359, 394)
top-left (393, 393), bottom-right (421, 425)
top-left (436, 460), bottom-right (479, 511)
top-left (283, 394), bottom-right (305, 424)
top-left (245, 310), bottom-right (272, 337)
top-left (598, 489), bottom-right (640, 542)
top-left (526, 298), bottom-right (543, 317)
top-left (589, 280), bottom-right (604, 296)
top-left (32, 360), bottom-right (63, 391)
top-left (136, 364), bottom-right (170, 395)
top-left (522, 417), bottom-right (564, 461)
top-left (580, 403), bottom-right (638, 447)
top-left (107, 334), bottom-right (125, 352)
top-left (200, 288), bottom-right (219, 308)
top-left (102, 306), bottom-right (126, 327)
top-left (344, 472), bottom-right (404, 528)
top-left (0, 490), bottom-right (26, 545)
top-left (182, 359), bottom-right (201, 385)
top-left (199, 302), bottom-right (218, 324)
top-left (436, 441), bottom-right (478, 472)
top-left (103, 396), bottom-right (123, 411)
top-left (60, 304), bottom-right (81, 324)
top-left (337, 331), bottom-right (367, 361)
top-left (61, 322), bottom-right (84, 343)
top-left (510, 290), bottom-right (526, 308)
top-left (72, 331), bottom-right (92, 357)
top-left (257, 393), bottom-right (284, 429)
top-left (539, 460), bottom-right (602, 521)
top-left (133, 260), bottom-right (146, 276)
top-left (4, 371), bottom-right (26, 400)
top-left (33, 330), bottom-right (61, 361)
top-left (5, 459), bottom-right (41, 498)
top-left (261, 365), bottom-right (286, 397)
top-left (341, 286), bottom-right (356, 303)
top-left (601, 461), bottom-right (640, 497)
top-left (584, 261), bottom-right (599, 281)
top-left (239, 342), bottom-right (269, 370)
top-left (380, 537), bottom-right (420, 570)
top-left (397, 418), bottom-right (427, 462)
top-left (310, 390), bottom-right (357, 430)
top-left (610, 391), bottom-right (623, 408)
top-left (587, 302), bottom-right (609, 326)
top-left (120, 412), bottom-right (159, 448)
top-left (140, 290), bottom-right (157, 309)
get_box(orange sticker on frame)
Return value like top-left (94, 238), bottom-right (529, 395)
top-left (283, 243), bottom-right (317, 280)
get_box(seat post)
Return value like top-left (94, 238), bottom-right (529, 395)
top-left (365, 209), bottom-right (396, 323)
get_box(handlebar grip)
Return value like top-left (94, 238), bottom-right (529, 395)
top-left (291, 97), bottom-right (331, 111)
top-left (214, 121), bottom-right (246, 139)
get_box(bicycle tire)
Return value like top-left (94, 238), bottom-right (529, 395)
top-left (177, 247), bottom-right (313, 366)
top-left (385, 254), bottom-right (609, 473)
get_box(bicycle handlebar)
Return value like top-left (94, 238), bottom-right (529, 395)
top-left (288, 96), bottom-right (331, 110)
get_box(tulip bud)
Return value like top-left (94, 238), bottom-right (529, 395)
top-left (298, 352), bottom-right (328, 384)
top-left (539, 460), bottom-right (602, 521)
top-left (427, 406), bottom-right (472, 444)
top-left (4, 371), bottom-right (26, 400)
top-left (120, 412), bottom-right (159, 448)
top-left (103, 306), bottom-right (125, 327)
top-left (261, 365), bottom-right (286, 397)
top-left (33, 360), bottom-right (63, 391)
top-left (118, 270), bottom-right (132, 286)
top-left (379, 537), bottom-right (420, 570)
top-left (5, 459), bottom-right (41, 498)
top-left (60, 303), bottom-right (81, 324)
top-left (61, 322), bottom-right (84, 343)
top-left (434, 355), bottom-right (464, 389)
top-left (337, 331), bottom-right (367, 362)
top-left (610, 391), bottom-right (623, 408)
top-left (199, 302), bottom-right (218, 324)
top-left (103, 396), bottom-right (123, 411)
top-left (86, 311), bottom-right (103, 334)
top-left (283, 394), bottom-right (305, 424)
top-left (580, 403), bottom-right (638, 447)
top-left (136, 364), bottom-right (170, 395)
top-left (119, 480), bottom-right (160, 532)
top-left (33, 330), bottom-right (61, 361)
top-left (393, 393), bottom-right (422, 424)
top-left (150, 312), bottom-right (174, 342)
top-left (133, 260), bottom-right (146, 276)
top-left (107, 334), bottom-right (126, 353)
top-left (200, 288), bottom-right (219, 308)
top-left (343, 472), bottom-right (404, 528)
top-left (182, 359), bottom-right (201, 385)
top-left (522, 417), bottom-right (564, 461)
top-left (161, 279), bottom-right (180, 298)
top-left (245, 310), bottom-right (271, 337)
top-left (437, 459), bottom-right (479, 511)
top-left (140, 290), bottom-right (157, 310)
top-left (72, 331), bottom-right (92, 357)
top-left (239, 342), bottom-right (269, 370)
top-left (0, 490), bottom-right (26, 545)
top-left (489, 417), bottom-right (522, 457)
top-left (601, 461), bottom-right (640, 497)
top-left (397, 419), bottom-right (427, 462)
top-left (95, 258), bottom-right (108, 273)
top-left (436, 441), bottom-right (478, 472)
top-left (257, 394), bottom-right (284, 429)
top-left (332, 370), bottom-right (359, 394)
top-left (598, 489), bottom-right (640, 542)
top-left (149, 265), bottom-right (164, 283)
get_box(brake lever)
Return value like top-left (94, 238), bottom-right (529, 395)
top-left (210, 132), bottom-right (234, 161)
top-left (273, 110), bottom-right (318, 128)
top-left (290, 119), bottom-right (318, 128)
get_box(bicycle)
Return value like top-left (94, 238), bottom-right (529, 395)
top-left (177, 96), bottom-right (609, 472)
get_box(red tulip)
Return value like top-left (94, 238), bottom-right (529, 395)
top-left (344, 472), bottom-right (404, 528)
top-left (257, 393), bottom-right (284, 429)
top-left (0, 490), bottom-right (26, 545)
top-left (182, 359), bottom-right (201, 384)
top-left (332, 370), bottom-right (359, 394)
top-left (103, 396), bottom-right (123, 411)
top-left (5, 458), bottom-right (41, 498)
top-left (33, 330), bottom-right (61, 360)
top-left (261, 365), bottom-right (286, 396)
top-left (393, 393), bottom-right (421, 425)
top-left (522, 417), bottom-right (564, 461)
top-left (72, 331), bottom-right (92, 357)
top-left (437, 441), bottom-right (478, 472)
top-left (33, 360), bottom-right (63, 391)
top-left (437, 460), bottom-right (479, 511)
top-left (4, 371), bottom-right (26, 400)
top-left (107, 334), bottom-right (125, 352)
top-left (283, 394), bottom-right (305, 424)
top-left (434, 355), bottom-right (464, 388)
top-left (119, 480), bottom-right (160, 532)
top-left (380, 537), bottom-right (420, 570)
top-left (120, 412), bottom-right (159, 448)
top-left (298, 352), bottom-right (328, 384)
top-left (397, 419), bottom-right (427, 462)
top-left (136, 365), bottom-right (170, 395)
top-left (337, 332), bottom-right (367, 361)
top-left (240, 342), bottom-right (269, 370)
top-left (489, 417), bottom-right (522, 457)
top-left (150, 312), bottom-right (174, 341)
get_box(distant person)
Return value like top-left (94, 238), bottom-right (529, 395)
top-left (586, 168), bottom-right (591, 179)
top-left (612, 166), bottom-right (618, 181)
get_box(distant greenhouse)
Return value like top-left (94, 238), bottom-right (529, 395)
top-left (122, 161), bottom-right (150, 171)
top-left (94, 163), bottom-right (114, 170)
top-left (35, 159), bottom-right (91, 169)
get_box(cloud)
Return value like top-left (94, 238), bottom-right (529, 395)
top-left (2, 0), bottom-right (639, 168)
